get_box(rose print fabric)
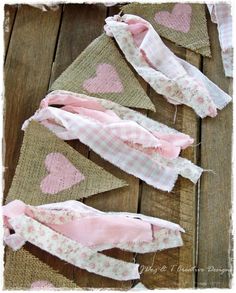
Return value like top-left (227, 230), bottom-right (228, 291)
top-left (23, 90), bottom-right (203, 192)
top-left (104, 14), bottom-right (232, 118)
top-left (3, 200), bottom-right (184, 281)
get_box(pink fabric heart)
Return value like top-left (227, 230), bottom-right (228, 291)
top-left (40, 153), bottom-right (85, 194)
top-left (154, 3), bottom-right (192, 33)
top-left (83, 63), bottom-right (123, 93)
top-left (30, 281), bottom-right (55, 290)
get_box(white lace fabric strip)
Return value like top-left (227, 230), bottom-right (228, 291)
top-left (23, 90), bottom-right (203, 192)
top-left (104, 14), bottom-right (232, 117)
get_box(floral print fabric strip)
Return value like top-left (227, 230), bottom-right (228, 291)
top-left (3, 199), bottom-right (184, 281)
top-left (104, 14), bottom-right (232, 118)
top-left (9, 215), bottom-right (140, 281)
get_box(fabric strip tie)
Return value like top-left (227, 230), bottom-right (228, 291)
top-left (104, 14), bottom-right (232, 118)
top-left (3, 200), bottom-right (184, 280)
top-left (23, 90), bottom-right (203, 192)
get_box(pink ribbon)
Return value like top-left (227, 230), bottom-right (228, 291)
top-left (3, 199), bottom-right (184, 249)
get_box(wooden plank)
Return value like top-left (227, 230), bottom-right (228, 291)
top-left (4, 4), bottom-right (62, 200)
top-left (136, 40), bottom-right (200, 289)
top-left (178, 50), bottom-right (200, 288)
top-left (4, 4), bottom-right (17, 60)
top-left (197, 13), bottom-right (233, 288)
top-left (49, 4), bottom-right (107, 86)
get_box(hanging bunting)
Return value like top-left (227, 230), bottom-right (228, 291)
top-left (50, 34), bottom-right (155, 111)
top-left (6, 121), bottom-right (127, 205)
top-left (122, 3), bottom-right (211, 57)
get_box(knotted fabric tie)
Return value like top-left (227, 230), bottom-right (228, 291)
top-left (23, 90), bottom-right (203, 192)
top-left (3, 200), bottom-right (184, 280)
top-left (104, 14), bottom-right (232, 118)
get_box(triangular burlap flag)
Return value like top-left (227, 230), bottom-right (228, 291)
top-left (122, 3), bottom-right (211, 57)
top-left (50, 34), bottom-right (155, 111)
top-left (4, 248), bottom-right (78, 290)
top-left (6, 121), bottom-right (127, 205)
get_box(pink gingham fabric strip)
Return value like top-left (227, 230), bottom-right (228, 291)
top-left (23, 91), bottom-right (203, 192)
top-left (41, 91), bottom-right (194, 160)
top-left (207, 4), bottom-right (233, 77)
top-left (104, 14), bottom-right (232, 117)
top-left (3, 199), bottom-right (184, 280)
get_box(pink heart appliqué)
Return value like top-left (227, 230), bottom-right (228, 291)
top-left (40, 153), bottom-right (85, 195)
top-left (154, 3), bottom-right (192, 33)
top-left (30, 280), bottom-right (55, 290)
top-left (83, 63), bottom-right (123, 93)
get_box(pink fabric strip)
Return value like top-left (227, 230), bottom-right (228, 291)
top-left (3, 200), bottom-right (152, 247)
top-left (40, 92), bottom-right (193, 159)
top-left (3, 200), bottom-right (184, 248)
top-left (104, 14), bottom-right (232, 118)
top-left (39, 199), bottom-right (184, 232)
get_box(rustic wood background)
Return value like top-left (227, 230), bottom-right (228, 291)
top-left (3, 3), bottom-right (233, 289)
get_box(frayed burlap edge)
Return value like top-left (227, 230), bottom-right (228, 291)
top-left (4, 247), bottom-right (78, 290)
top-left (50, 34), bottom-right (155, 111)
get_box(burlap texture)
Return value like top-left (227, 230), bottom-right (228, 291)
top-left (4, 248), bottom-right (78, 290)
top-left (122, 3), bottom-right (211, 57)
top-left (50, 34), bottom-right (155, 111)
top-left (6, 121), bottom-right (127, 205)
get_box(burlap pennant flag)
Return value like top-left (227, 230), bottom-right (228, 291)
top-left (122, 3), bottom-right (211, 57)
top-left (50, 34), bottom-right (155, 111)
top-left (4, 248), bottom-right (78, 290)
top-left (6, 121), bottom-right (127, 205)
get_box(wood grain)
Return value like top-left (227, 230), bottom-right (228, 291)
top-left (4, 4), bottom-right (17, 60)
top-left (197, 12), bottom-right (233, 288)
